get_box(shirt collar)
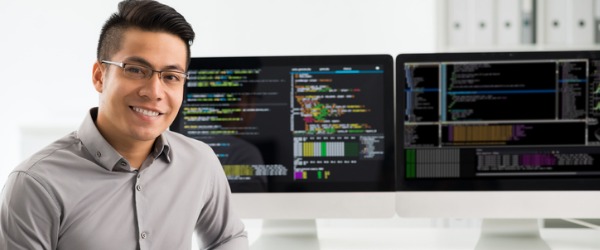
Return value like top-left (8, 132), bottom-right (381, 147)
top-left (77, 108), bottom-right (172, 172)
top-left (154, 132), bottom-right (172, 162)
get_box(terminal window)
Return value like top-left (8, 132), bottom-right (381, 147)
top-left (172, 56), bottom-right (393, 192)
top-left (403, 57), bottom-right (600, 180)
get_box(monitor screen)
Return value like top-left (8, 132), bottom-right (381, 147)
top-left (397, 50), bottom-right (600, 192)
top-left (396, 51), bottom-right (600, 249)
top-left (170, 54), bottom-right (395, 220)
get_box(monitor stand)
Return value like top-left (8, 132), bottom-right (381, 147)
top-left (475, 219), bottom-right (550, 250)
top-left (250, 219), bottom-right (320, 250)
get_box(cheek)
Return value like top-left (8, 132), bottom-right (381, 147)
top-left (101, 81), bottom-right (134, 105)
top-left (169, 88), bottom-right (184, 106)
top-left (101, 83), bottom-right (119, 100)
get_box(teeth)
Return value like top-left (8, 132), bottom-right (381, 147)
top-left (133, 107), bottom-right (160, 117)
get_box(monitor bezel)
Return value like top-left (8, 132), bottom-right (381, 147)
top-left (171, 54), bottom-right (396, 193)
top-left (396, 50), bottom-right (600, 191)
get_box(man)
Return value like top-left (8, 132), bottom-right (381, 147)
top-left (0, 0), bottom-right (249, 249)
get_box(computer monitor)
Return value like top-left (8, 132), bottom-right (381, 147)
top-left (170, 54), bottom-right (395, 249)
top-left (396, 51), bottom-right (600, 250)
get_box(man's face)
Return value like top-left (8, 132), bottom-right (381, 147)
top-left (92, 28), bottom-right (187, 145)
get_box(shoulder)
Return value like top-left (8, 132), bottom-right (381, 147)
top-left (164, 130), bottom-right (213, 152)
top-left (12, 131), bottom-right (82, 188)
top-left (163, 131), bottom-right (222, 172)
top-left (5, 132), bottom-right (80, 210)
top-left (15, 131), bottom-right (82, 174)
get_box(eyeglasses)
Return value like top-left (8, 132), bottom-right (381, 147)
top-left (101, 60), bottom-right (188, 85)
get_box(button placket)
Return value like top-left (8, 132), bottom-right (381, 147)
top-left (134, 171), bottom-right (147, 248)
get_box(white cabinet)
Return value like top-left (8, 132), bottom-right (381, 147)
top-left (437, 0), bottom-right (600, 52)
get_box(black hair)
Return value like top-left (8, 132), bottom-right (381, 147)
top-left (96, 0), bottom-right (195, 67)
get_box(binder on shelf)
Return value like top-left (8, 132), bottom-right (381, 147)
top-left (567, 0), bottom-right (594, 45)
top-left (520, 0), bottom-right (535, 45)
top-left (544, 0), bottom-right (568, 45)
top-left (447, 0), bottom-right (470, 46)
top-left (468, 0), bottom-right (494, 45)
top-left (496, 0), bottom-right (521, 45)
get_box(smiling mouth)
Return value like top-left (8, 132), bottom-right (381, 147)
top-left (131, 106), bottom-right (162, 117)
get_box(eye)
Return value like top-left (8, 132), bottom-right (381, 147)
top-left (162, 72), bottom-right (184, 84)
top-left (123, 65), bottom-right (148, 78)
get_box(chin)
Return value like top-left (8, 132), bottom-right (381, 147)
top-left (131, 129), bottom-right (165, 141)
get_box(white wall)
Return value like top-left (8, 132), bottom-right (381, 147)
top-left (0, 0), bottom-right (436, 186)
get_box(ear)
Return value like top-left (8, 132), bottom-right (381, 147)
top-left (92, 61), bottom-right (104, 93)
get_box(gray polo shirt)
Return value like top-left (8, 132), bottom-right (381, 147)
top-left (0, 108), bottom-right (249, 250)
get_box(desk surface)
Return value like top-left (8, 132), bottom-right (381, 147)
top-left (247, 227), bottom-right (599, 250)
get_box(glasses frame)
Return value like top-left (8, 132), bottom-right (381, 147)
top-left (101, 60), bottom-right (188, 84)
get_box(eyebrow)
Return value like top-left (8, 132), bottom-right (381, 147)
top-left (123, 56), bottom-right (185, 72)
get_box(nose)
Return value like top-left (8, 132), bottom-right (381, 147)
top-left (138, 72), bottom-right (164, 101)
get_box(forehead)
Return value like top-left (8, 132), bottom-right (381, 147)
top-left (114, 28), bottom-right (187, 69)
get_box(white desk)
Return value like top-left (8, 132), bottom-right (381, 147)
top-left (247, 227), bottom-right (599, 250)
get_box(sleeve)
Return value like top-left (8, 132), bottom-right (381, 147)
top-left (195, 158), bottom-right (249, 250)
top-left (0, 171), bottom-right (60, 250)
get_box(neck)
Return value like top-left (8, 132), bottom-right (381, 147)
top-left (94, 115), bottom-right (156, 169)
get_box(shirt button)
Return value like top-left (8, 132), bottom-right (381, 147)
top-left (120, 161), bottom-right (127, 166)
top-left (136, 185), bottom-right (142, 191)
top-left (137, 174), bottom-right (141, 179)
top-left (96, 151), bottom-right (102, 157)
top-left (141, 232), bottom-right (147, 239)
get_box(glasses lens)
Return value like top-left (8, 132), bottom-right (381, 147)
top-left (161, 72), bottom-right (186, 85)
top-left (123, 65), bottom-right (149, 80)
